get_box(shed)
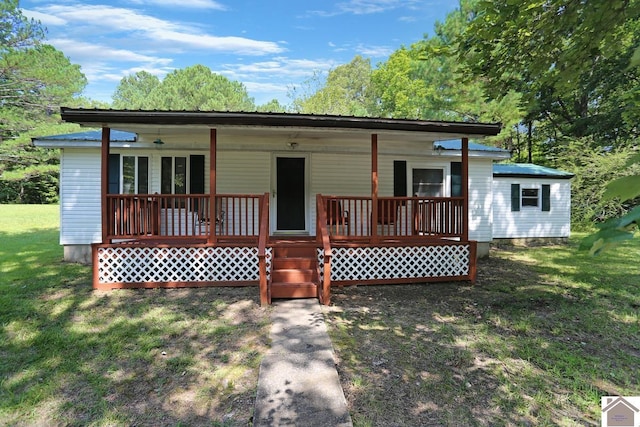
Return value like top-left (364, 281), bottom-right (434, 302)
top-left (492, 163), bottom-right (574, 242)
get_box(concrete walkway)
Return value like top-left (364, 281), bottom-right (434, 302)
top-left (253, 299), bottom-right (353, 427)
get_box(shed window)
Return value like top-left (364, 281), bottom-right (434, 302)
top-left (521, 188), bottom-right (539, 207)
top-left (510, 184), bottom-right (552, 211)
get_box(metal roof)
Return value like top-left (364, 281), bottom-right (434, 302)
top-left (434, 140), bottom-right (508, 153)
top-left (493, 163), bottom-right (574, 179)
top-left (33, 129), bottom-right (136, 142)
top-left (60, 108), bottom-right (502, 136)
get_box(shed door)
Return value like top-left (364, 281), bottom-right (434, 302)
top-left (275, 156), bottom-right (306, 232)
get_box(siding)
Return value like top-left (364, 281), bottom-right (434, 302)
top-left (60, 149), bottom-right (102, 244)
top-left (492, 177), bottom-right (571, 238)
top-left (59, 145), bottom-right (497, 244)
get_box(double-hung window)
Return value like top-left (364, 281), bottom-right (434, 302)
top-left (511, 184), bottom-right (551, 212)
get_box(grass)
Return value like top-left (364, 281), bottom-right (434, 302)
top-left (323, 236), bottom-right (640, 426)
top-left (2, 205), bottom-right (639, 425)
top-left (0, 205), bottom-right (271, 426)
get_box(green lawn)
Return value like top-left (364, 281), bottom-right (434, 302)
top-left (0, 205), bottom-right (271, 426)
top-left (323, 236), bottom-right (640, 426)
top-left (2, 205), bottom-right (638, 426)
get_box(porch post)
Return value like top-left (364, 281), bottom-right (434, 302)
top-left (371, 133), bottom-right (379, 244)
top-left (209, 128), bottom-right (217, 245)
top-left (101, 127), bottom-right (110, 244)
top-left (462, 137), bottom-right (469, 242)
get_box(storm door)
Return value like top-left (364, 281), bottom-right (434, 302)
top-left (275, 156), bottom-right (307, 232)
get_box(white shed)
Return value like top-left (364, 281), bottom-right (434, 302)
top-left (492, 163), bottom-right (574, 242)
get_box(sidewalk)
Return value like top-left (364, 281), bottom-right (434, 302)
top-left (253, 299), bottom-right (353, 427)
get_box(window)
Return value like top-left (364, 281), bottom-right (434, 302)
top-left (161, 155), bottom-right (205, 195)
top-left (450, 162), bottom-right (462, 197)
top-left (122, 156), bottom-right (149, 194)
top-left (521, 188), bottom-right (539, 207)
top-left (510, 184), bottom-right (551, 212)
top-left (107, 154), bottom-right (149, 194)
top-left (413, 168), bottom-right (444, 197)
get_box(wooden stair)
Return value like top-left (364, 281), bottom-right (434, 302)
top-left (270, 244), bottom-right (319, 299)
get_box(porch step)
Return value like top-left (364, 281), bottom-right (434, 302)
top-left (271, 282), bottom-right (318, 299)
top-left (271, 243), bottom-right (319, 300)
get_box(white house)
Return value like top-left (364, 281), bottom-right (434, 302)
top-left (492, 163), bottom-right (574, 242)
top-left (34, 109), bottom-right (512, 305)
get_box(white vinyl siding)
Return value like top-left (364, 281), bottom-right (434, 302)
top-left (468, 159), bottom-right (494, 243)
top-left (57, 142), bottom-right (498, 245)
top-left (492, 178), bottom-right (571, 238)
top-left (59, 149), bottom-right (102, 244)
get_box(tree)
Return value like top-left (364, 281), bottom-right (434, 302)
top-left (292, 56), bottom-right (374, 116)
top-left (112, 71), bottom-right (160, 109)
top-left (112, 65), bottom-right (255, 111)
top-left (460, 0), bottom-right (640, 144)
top-left (1, 1), bottom-right (87, 203)
top-left (256, 99), bottom-right (288, 113)
top-left (369, 1), bottom-right (523, 148)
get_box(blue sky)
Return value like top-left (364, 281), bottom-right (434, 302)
top-left (21, 0), bottom-right (458, 106)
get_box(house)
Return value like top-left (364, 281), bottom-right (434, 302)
top-left (34, 108), bottom-right (510, 305)
top-left (492, 163), bottom-right (574, 243)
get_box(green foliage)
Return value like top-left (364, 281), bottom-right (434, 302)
top-left (256, 99), bottom-right (288, 113)
top-left (112, 71), bottom-right (160, 109)
top-left (557, 143), bottom-right (638, 229)
top-left (112, 65), bottom-right (255, 111)
top-left (580, 151), bottom-right (640, 253)
top-left (292, 56), bottom-right (374, 116)
top-left (1, 2), bottom-right (87, 204)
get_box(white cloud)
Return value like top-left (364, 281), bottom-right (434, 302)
top-left (130, 0), bottom-right (227, 10)
top-left (309, 0), bottom-right (420, 16)
top-left (219, 57), bottom-right (336, 81)
top-left (21, 9), bottom-right (67, 26)
top-left (33, 4), bottom-right (284, 55)
top-left (355, 44), bottom-right (394, 57)
top-left (50, 38), bottom-right (173, 65)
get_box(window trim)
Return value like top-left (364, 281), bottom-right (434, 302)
top-left (521, 187), bottom-right (540, 208)
top-left (410, 166), bottom-right (446, 197)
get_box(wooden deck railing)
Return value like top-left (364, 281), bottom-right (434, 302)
top-left (257, 193), bottom-right (270, 306)
top-left (320, 195), bottom-right (465, 241)
top-left (106, 194), bottom-right (265, 242)
top-left (316, 194), bottom-right (333, 305)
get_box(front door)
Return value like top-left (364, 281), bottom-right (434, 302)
top-left (275, 156), bottom-right (307, 232)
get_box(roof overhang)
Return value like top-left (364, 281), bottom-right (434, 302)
top-left (60, 108), bottom-right (502, 141)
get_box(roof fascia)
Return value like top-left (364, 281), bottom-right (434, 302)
top-left (60, 108), bottom-right (502, 137)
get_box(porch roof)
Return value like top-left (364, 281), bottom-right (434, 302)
top-left (60, 108), bottom-right (502, 140)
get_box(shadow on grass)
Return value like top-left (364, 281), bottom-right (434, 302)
top-left (323, 244), bottom-right (640, 426)
top-left (0, 229), bottom-right (271, 426)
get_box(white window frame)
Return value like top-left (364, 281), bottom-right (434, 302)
top-left (521, 187), bottom-right (540, 208)
top-left (408, 164), bottom-right (448, 197)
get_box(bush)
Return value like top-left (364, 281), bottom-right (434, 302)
top-left (0, 169), bottom-right (59, 204)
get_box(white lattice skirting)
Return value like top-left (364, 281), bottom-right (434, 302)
top-left (97, 246), bottom-right (272, 284)
top-left (318, 244), bottom-right (470, 282)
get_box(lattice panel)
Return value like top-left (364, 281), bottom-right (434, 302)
top-left (98, 246), bottom-right (272, 284)
top-left (318, 244), bottom-right (469, 282)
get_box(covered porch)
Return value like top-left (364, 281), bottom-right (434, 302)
top-left (60, 109), bottom-right (500, 305)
